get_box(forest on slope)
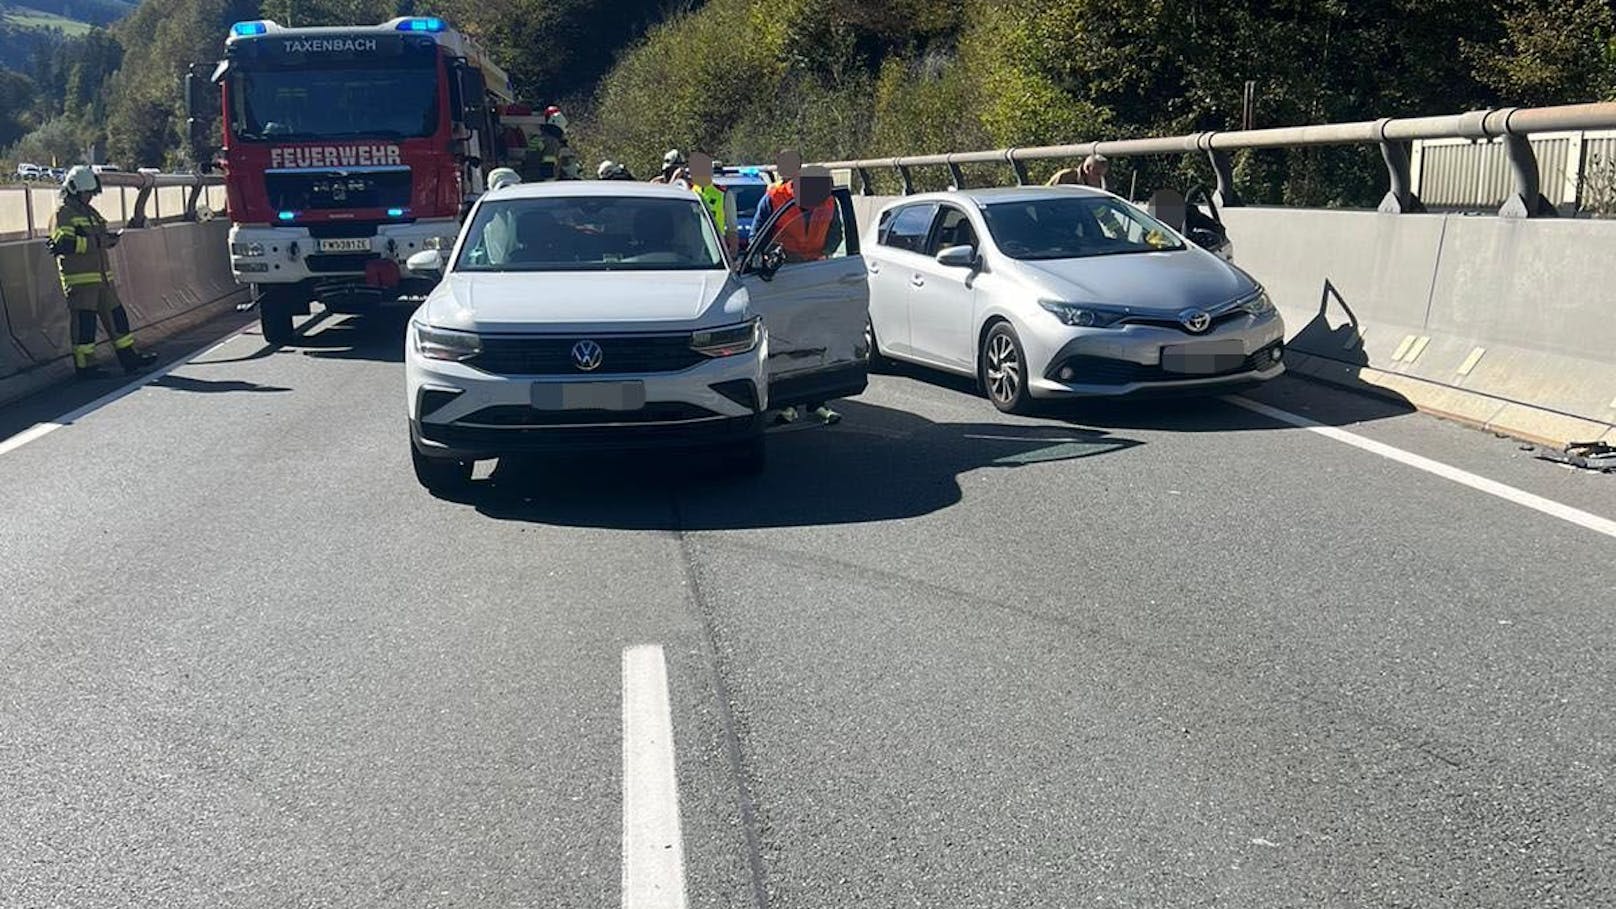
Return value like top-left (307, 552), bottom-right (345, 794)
top-left (3, 0), bottom-right (1612, 205)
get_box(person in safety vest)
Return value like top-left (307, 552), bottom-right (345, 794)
top-left (686, 152), bottom-right (739, 257)
top-left (758, 166), bottom-right (843, 426)
top-left (752, 148), bottom-right (802, 229)
top-left (47, 165), bottom-right (157, 379)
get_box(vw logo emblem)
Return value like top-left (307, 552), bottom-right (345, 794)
top-left (1180, 310), bottom-right (1212, 334)
top-left (571, 339), bottom-right (603, 371)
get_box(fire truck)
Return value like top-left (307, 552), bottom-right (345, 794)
top-left (187, 17), bottom-right (520, 343)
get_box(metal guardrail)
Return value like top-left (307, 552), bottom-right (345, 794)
top-left (815, 101), bottom-right (1616, 218)
top-left (0, 171), bottom-right (227, 241)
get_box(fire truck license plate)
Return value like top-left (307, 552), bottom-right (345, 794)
top-left (318, 238), bottom-right (371, 253)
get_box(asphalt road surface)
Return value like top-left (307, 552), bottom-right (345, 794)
top-left (3, 307), bottom-right (1614, 908)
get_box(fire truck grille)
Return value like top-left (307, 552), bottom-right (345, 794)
top-left (265, 170), bottom-right (412, 212)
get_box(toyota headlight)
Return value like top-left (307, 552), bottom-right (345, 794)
top-left (423, 236), bottom-right (455, 251)
top-left (691, 319), bottom-right (761, 357)
top-left (1240, 289), bottom-right (1275, 316)
top-left (1039, 300), bottom-right (1126, 329)
top-left (412, 322), bottom-right (481, 361)
top-left (231, 241), bottom-right (265, 257)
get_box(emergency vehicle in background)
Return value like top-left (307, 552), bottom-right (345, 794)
top-left (188, 16), bottom-right (522, 343)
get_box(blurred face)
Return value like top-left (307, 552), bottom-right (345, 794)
top-left (795, 172), bottom-right (832, 208)
top-left (688, 152), bottom-right (714, 187)
top-left (776, 149), bottom-right (802, 180)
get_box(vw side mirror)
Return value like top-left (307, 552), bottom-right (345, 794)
top-left (756, 243), bottom-right (787, 280)
top-left (936, 244), bottom-right (976, 268)
top-left (405, 249), bottom-right (444, 277)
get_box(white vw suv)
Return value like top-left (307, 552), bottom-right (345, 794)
top-left (403, 180), bottom-right (869, 492)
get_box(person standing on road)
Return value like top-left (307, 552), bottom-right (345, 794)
top-left (686, 152), bottom-right (739, 257)
top-left (754, 162), bottom-right (843, 427)
top-left (651, 149), bottom-right (687, 184)
top-left (1047, 153), bottom-right (1110, 190)
top-left (752, 148), bottom-right (802, 228)
top-left (47, 166), bottom-right (156, 379)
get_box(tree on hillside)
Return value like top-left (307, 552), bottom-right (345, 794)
top-left (103, 0), bottom-right (257, 165)
top-left (421, 0), bottom-right (667, 101)
top-left (1467, 0), bottom-right (1616, 105)
top-left (0, 68), bottom-right (38, 148)
top-left (8, 114), bottom-right (83, 164)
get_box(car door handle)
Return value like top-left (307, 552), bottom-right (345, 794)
top-left (868, 262), bottom-right (881, 274)
top-left (910, 275), bottom-right (925, 287)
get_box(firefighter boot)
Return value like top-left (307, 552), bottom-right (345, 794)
top-left (117, 345), bottom-right (158, 374)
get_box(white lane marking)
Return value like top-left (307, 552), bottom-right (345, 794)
top-left (622, 644), bottom-right (688, 909)
top-left (0, 324), bottom-right (252, 456)
top-left (1226, 396), bottom-right (1616, 541)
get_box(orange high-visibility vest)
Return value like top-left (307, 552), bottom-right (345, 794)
top-left (774, 199), bottom-right (834, 258)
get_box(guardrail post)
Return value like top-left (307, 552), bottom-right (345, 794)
top-left (895, 163), bottom-right (914, 195)
top-left (1206, 148), bottom-right (1242, 208)
top-left (185, 183), bottom-right (204, 221)
top-left (128, 186), bottom-right (153, 228)
top-left (1500, 133), bottom-right (1554, 218)
top-left (1001, 148), bottom-right (1027, 186)
top-left (946, 161), bottom-right (966, 190)
top-left (1377, 140), bottom-right (1425, 213)
top-left (854, 167), bottom-right (874, 196)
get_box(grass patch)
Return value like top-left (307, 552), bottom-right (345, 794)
top-left (2, 6), bottom-right (94, 34)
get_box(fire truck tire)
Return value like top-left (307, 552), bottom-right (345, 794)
top-left (258, 291), bottom-right (296, 345)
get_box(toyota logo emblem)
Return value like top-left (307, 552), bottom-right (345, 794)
top-left (571, 339), bottom-right (603, 371)
top-left (1180, 310), bottom-right (1212, 334)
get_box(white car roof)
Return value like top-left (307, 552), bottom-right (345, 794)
top-left (481, 180), bottom-right (698, 202)
top-left (876, 185), bottom-right (1115, 212)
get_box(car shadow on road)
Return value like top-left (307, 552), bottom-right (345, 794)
top-left (470, 399), bottom-right (1144, 530)
top-left (293, 306), bottom-right (412, 364)
top-left (151, 375), bottom-right (290, 394)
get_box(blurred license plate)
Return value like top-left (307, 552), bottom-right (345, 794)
top-left (318, 238), bottom-right (370, 253)
top-left (531, 381), bottom-right (646, 411)
top-left (1161, 340), bottom-right (1246, 375)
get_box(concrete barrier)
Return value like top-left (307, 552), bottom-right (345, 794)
top-left (841, 190), bottom-right (1615, 446)
top-left (1221, 208), bottom-right (1616, 445)
top-left (0, 220), bottom-right (247, 406)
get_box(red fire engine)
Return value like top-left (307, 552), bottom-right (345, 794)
top-left (189, 16), bottom-right (519, 343)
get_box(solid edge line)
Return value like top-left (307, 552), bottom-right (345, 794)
top-left (623, 644), bottom-right (689, 909)
top-left (1225, 395), bottom-right (1616, 540)
top-left (0, 324), bottom-right (252, 456)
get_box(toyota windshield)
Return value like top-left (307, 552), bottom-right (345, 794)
top-left (982, 196), bottom-right (1187, 260)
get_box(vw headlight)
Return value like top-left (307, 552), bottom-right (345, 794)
top-left (412, 322), bottom-right (481, 361)
top-left (231, 241), bottom-right (265, 257)
top-left (1039, 300), bottom-right (1126, 329)
top-left (423, 236), bottom-right (455, 251)
top-left (691, 319), bottom-right (761, 358)
top-left (1240, 289), bottom-right (1275, 316)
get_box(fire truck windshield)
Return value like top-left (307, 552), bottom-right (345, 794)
top-left (229, 65), bottom-right (439, 142)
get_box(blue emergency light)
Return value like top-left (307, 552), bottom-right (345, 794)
top-left (231, 20), bottom-right (269, 36)
top-left (386, 208), bottom-right (405, 217)
top-left (396, 17), bottom-right (444, 32)
top-left (277, 211), bottom-right (295, 221)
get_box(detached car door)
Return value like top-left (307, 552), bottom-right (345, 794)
top-left (738, 187), bottom-right (870, 409)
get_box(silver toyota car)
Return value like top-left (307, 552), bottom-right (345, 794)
top-left (864, 186), bottom-right (1285, 413)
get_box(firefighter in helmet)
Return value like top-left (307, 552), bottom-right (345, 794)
top-left (47, 166), bottom-right (157, 379)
